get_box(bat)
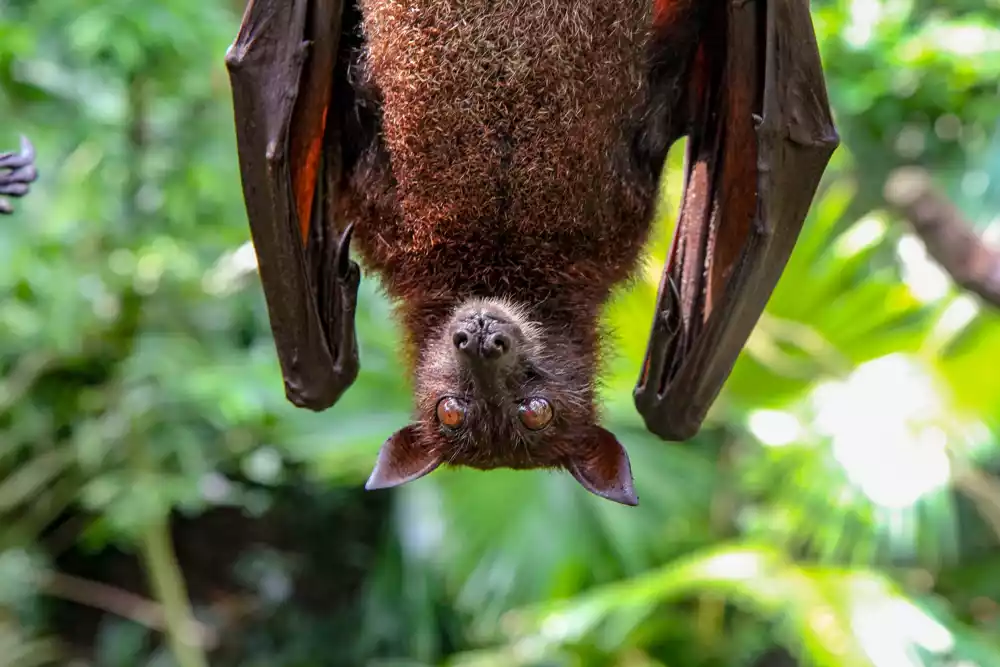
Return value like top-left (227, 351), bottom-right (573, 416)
top-left (0, 136), bottom-right (37, 215)
top-left (225, 0), bottom-right (838, 506)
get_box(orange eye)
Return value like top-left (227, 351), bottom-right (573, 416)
top-left (436, 397), bottom-right (467, 429)
top-left (518, 397), bottom-right (553, 431)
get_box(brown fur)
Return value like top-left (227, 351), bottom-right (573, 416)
top-left (347, 0), bottom-right (657, 317)
top-left (332, 0), bottom-right (697, 481)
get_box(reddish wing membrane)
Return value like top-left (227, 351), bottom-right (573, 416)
top-left (288, 0), bottom-right (341, 243)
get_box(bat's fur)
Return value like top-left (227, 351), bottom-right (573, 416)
top-left (330, 0), bottom-right (703, 480)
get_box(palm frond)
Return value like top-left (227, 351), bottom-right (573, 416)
top-left (500, 543), bottom-right (1000, 667)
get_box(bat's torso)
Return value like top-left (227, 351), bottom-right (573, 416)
top-left (341, 0), bottom-right (660, 335)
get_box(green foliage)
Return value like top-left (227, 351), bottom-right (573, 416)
top-left (2, 1), bottom-right (1000, 666)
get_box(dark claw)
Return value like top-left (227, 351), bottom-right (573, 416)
top-left (329, 224), bottom-right (360, 384)
top-left (0, 136), bottom-right (38, 214)
top-left (311, 217), bottom-right (360, 393)
top-left (336, 222), bottom-right (356, 278)
top-left (0, 179), bottom-right (30, 197)
top-left (0, 135), bottom-right (35, 169)
top-left (640, 313), bottom-right (670, 391)
top-left (635, 275), bottom-right (683, 395)
top-left (0, 166), bottom-right (37, 194)
top-left (662, 275), bottom-right (683, 338)
top-left (662, 276), bottom-right (687, 383)
top-left (633, 274), bottom-right (689, 432)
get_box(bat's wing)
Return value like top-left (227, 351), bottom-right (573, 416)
top-left (226, 0), bottom-right (361, 410)
top-left (634, 0), bottom-right (839, 440)
top-left (0, 136), bottom-right (38, 215)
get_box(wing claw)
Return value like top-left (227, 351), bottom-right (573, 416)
top-left (336, 222), bottom-right (355, 278)
top-left (0, 136), bottom-right (38, 214)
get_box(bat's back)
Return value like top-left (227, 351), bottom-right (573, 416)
top-left (348, 0), bottom-right (660, 320)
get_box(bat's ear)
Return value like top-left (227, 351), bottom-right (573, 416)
top-left (365, 424), bottom-right (442, 491)
top-left (566, 426), bottom-right (638, 507)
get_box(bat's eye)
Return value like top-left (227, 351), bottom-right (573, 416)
top-left (518, 397), bottom-right (553, 431)
top-left (436, 396), bottom-right (467, 430)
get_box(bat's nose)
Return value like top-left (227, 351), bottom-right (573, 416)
top-left (452, 329), bottom-right (511, 360)
top-left (451, 315), bottom-right (515, 363)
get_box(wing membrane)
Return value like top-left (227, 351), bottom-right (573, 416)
top-left (226, 0), bottom-right (360, 411)
top-left (635, 0), bottom-right (839, 440)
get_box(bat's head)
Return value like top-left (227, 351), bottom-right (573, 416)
top-left (365, 297), bottom-right (638, 506)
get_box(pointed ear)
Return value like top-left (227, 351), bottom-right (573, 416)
top-left (365, 424), bottom-right (442, 491)
top-left (566, 426), bottom-right (638, 506)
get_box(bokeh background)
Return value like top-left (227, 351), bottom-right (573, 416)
top-left (2, 1), bottom-right (1000, 666)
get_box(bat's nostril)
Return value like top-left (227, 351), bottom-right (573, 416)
top-left (453, 331), bottom-right (470, 350)
top-left (484, 332), bottom-right (510, 359)
top-left (492, 333), bottom-right (509, 353)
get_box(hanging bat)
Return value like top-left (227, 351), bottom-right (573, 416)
top-left (225, 0), bottom-right (838, 506)
top-left (0, 136), bottom-right (37, 215)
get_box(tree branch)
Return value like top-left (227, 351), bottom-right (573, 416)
top-left (884, 167), bottom-right (1000, 308)
top-left (41, 570), bottom-right (216, 649)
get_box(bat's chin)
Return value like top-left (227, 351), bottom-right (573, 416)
top-left (417, 418), bottom-right (639, 507)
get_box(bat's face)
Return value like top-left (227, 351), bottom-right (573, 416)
top-left (365, 298), bottom-right (638, 506)
top-left (416, 298), bottom-right (590, 467)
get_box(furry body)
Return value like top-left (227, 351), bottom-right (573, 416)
top-left (318, 0), bottom-right (689, 481)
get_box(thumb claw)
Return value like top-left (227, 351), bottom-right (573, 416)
top-left (19, 135), bottom-right (35, 161)
top-left (336, 222), bottom-right (355, 278)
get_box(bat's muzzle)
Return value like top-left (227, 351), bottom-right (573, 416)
top-left (451, 314), bottom-right (516, 364)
